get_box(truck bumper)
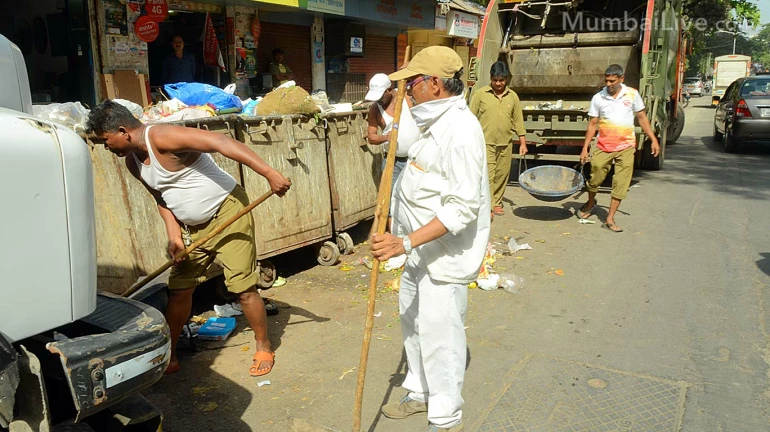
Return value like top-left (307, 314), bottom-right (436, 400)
top-left (46, 293), bottom-right (170, 422)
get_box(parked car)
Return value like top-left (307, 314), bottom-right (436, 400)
top-left (713, 76), bottom-right (770, 152)
top-left (684, 77), bottom-right (704, 96)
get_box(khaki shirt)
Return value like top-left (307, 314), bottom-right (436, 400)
top-left (469, 85), bottom-right (526, 146)
top-left (269, 62), bottom-right (293, 86)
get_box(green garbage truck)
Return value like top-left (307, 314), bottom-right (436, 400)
top-left (473, 0), bottom-right (688, 170)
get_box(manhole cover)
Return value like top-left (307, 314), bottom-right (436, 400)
top-left (475, 355), bottom-right (687, 432)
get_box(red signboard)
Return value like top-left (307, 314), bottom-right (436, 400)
top-left (144, 0), bottom-right (168, 22)
top-left (134, 16), bottom-right (159, 42)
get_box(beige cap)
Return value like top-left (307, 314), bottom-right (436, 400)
top-left (389, 46), bottom-right (463, 81)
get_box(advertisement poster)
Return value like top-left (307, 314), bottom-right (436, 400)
top-left (203, 13), bottom-right (227, 71)
top-left (104, 0), bottom-right (128, 36)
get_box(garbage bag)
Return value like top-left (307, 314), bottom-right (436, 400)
top-left (32, 102), bottom-right (90, 133)
top-left (163, 82), bottom-right (242, 111)
top-left (112, 98), bottom-right (143, 118)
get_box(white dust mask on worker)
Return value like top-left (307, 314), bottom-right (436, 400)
top-left (410, 94), bottom-right (467, 130)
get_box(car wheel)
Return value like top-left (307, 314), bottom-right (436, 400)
top-left (724, 128), bottom-right (738, 153)
top-left (713, 122), bottom-right (724, 142)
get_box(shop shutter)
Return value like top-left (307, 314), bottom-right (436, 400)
top-left (258, 22), bottom-right (312, 91)
top-left (348, 35), bottom-right (396, 82)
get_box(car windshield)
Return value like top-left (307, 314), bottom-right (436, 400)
top-left (740, 80), bottom-right (770, 97)
top-left (685, 79), bottom-right (700, 84)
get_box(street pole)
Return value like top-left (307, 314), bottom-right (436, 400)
top-left (732, 33), bottom-right (736, 55)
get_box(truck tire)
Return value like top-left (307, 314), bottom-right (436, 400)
top-left (639, 136), bottom-right (665, 171)
top-left (667, 105), bottom-right (685, 144)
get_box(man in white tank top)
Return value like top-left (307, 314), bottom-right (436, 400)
top-left (88, 100), bottom-right (291, 377)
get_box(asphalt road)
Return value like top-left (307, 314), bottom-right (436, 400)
top-left (135, 96), bottom-right (770, 432)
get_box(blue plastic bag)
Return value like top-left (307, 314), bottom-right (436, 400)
top-left (163, 82), bottom-right (243, 111)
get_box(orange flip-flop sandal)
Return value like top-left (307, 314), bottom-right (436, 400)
top-left (250, 351), bottom-right (275, 377)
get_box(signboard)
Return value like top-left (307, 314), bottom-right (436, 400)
top-left (134, 16), bottom-right (160, 42)
top-left (254, 0), bottom-right (299, 6)
top-left (435, 5), bottom-right (447, 31)
top-left (468, 56), bottom-right (479, 82)
top-left (350, 37), bottom-right (363, 53)
top-left (447, 10), bottom-right (479, 39)
top-left (359, 0), bottom-right (434, 29)
top-left (305, 0), bottom-right (345, 15)
top-left (145, 0), bottom-right (168, 21)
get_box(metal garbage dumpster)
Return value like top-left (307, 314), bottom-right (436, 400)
top-left (323, 110), bottom-right (383, 254)
top-left (238, 115), bottom-right (338, 266)
top-left (175, 115), bottom-right (243, 186)
top-left (89, 143), bottom-right (170, 294)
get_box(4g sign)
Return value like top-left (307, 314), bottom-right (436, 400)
top-left (145, 0), bottom-right (168, 22)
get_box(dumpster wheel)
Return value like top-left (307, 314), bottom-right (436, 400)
top-left (257, 260), bottom-right (276, 288)
top-left (317, 241), bottom-right (341, 266)
top-left (336, 232), bottom-right (355, 255)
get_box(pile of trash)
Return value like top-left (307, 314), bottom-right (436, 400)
top-left (473, 241), bottom-right (530, 294)
top-left (523, 99), bottom-right (586, 111)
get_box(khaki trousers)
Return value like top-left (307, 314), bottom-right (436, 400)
top-left (487, 143), bottom-right (512, 208)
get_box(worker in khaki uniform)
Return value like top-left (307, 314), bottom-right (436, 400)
top-left (371, 46), bottom-right (490, 432)
top-left (87, 100), bottom-right (291, 376)
top-left (469, 61), bottom-right (528, 217)
top-left (578, 64), bottom-right (660, 232)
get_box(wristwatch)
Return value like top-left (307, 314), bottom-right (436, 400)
top-left (402, 235), bottom-right (413, 255)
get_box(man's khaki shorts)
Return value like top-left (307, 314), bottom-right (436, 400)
top-left (168, 185), bottom-right (258, 293)
top-left (586, 147), bottom-right (635, 200)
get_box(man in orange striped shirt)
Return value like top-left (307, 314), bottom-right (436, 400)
top-left (578, 64), bottom-right (660, 233)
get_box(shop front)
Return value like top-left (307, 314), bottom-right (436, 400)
top-left (321, 0), bottom-right (435, 103)
top-left (408, 0), bottom-right (484, 86)
top-left (1, 0), bottom-right (98, 107)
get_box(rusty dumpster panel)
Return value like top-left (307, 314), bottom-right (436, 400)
top-left (239, 115), bottom-right (333, 258)
top-left (324, 111), bottom-right (383, 232)
top-left (90, 146), bottom-right (168, 294)
top-left (173, 116), bottom-right (243, 186)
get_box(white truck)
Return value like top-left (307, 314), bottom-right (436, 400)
top-left (712, 54), bottom-right (752, 106)
top-left (0, 35), bottom-right (170, 431)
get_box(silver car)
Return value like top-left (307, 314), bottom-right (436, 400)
top-left (684, 77), bottom-right (704, 96)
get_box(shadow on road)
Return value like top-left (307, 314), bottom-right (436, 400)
top-left (513, 206), bottom-right (575, 221)
top-left (756, 253), bottom-right (770, 277)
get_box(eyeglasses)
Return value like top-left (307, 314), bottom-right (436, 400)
top-left (406, 75), bottom-right (431, 90)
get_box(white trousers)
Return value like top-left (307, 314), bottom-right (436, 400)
top-left (399, 261), bottom-right (468, 428)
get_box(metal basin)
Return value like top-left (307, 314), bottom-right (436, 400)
top-left (519, 165), bottom-right (585, 202)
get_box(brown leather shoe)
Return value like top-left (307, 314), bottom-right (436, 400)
top-left (381, 395), bottom-right (427, 419)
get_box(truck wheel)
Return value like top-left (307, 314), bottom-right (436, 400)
top-left (667, 105), bottom-right (686, 144)
top-left (639, 137), bottom-right (665, 171)
top-left (336, 232), bottom-right (355, 255)
top-left (257, 260), bottom-right (276, 288)
top-left (317, 241), bottom-right (340, 266)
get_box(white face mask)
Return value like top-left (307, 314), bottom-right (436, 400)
top-left (409, 94), bottom-right (467, 129)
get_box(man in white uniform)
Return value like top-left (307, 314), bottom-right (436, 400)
top-left (371, 46), bottom-right (491, 432)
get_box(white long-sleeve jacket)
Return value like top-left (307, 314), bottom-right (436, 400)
top-left (392, 99), bottom-right (491, 284)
